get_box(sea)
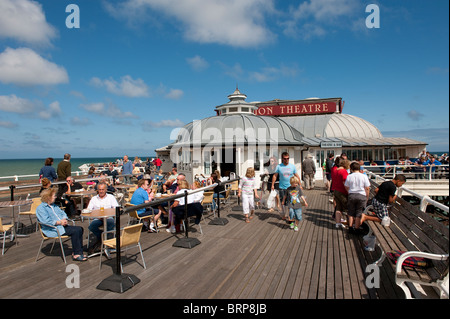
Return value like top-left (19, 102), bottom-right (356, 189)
top-left (0, 156), bottom-right (154, 181)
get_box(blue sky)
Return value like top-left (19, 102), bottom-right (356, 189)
top-left (0, 0), bottom-right (448, 159)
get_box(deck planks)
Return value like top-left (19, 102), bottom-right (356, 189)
top-left (0, 182), bottom-right (408, 299)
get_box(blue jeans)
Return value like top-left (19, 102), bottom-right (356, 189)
top-left (212, 193), bottom-right (224, 210)
top-left (88, 218), bottom-right (115, 241)
top-left (289, 208), bottom-right (303, 221)
top-left (63, 225), bottom-right (84, 256)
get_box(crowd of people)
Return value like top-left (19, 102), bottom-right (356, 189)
top-left (325, 152), bottom-right (407, 235)
top-left (34, 150), bottom-right (445, 262)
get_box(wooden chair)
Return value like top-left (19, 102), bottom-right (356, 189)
top-left (230, 180), bottom-right (239, 196)
top-left (201, 192), bottom-right (216, 217)
top-left (18, 197), bottom-right (41, 232)
top-left (0, 218), bottom-right (14, 255)
top-left (99, 223), bottom-right (146, 271)
top-left (221, 188), bottom-right (231, 205)
top-left (35, 221), bottom-right (72, 264)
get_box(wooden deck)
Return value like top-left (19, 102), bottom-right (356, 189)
top-left (0, 182), bottom-right (417, 299)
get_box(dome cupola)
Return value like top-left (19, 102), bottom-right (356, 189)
top-left (215, 87), bottom-right (258, 115)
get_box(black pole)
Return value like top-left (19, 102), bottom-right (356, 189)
top-left (96, 206), bottom-right (140, 293)
top-left (209, 181), bottom-right (229, 226)
top-left (172, 190), bottom-right (201, 249)
top-left (115, 206), bottom-right (121, 275)
top-left (184, 190), bottom-right (189, 238)
top-left (9, 185), bottom-right (15, 201)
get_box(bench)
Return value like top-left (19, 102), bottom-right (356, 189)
top-left (364, 181), bottom-right (449, 299)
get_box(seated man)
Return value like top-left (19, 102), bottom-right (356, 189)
top-left (361, 174), bottom-right (406, 224)
top-left (130, 178), bottom-right (163, 232)
top-left (87, 182), bottom-right (118, 253)
top-left (57, 176), bottom-right (84, 218)
top-left (170, 181), bottom-right (203, 233)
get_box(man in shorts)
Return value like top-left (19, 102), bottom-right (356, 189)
top-left (272, 152), bottom-right (302, 221)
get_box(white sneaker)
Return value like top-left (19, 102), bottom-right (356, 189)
top-left (294, 226), bottom-right (299, 232)
top-left (335, 223), bottom-right (342, 229)
top-left (166, 225), bottom-right (175, 233)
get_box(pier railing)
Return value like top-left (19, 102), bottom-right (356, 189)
top-left (0, 170), bottom-right (88, 182)
top-left (364, 164), bottom-right (449, 180)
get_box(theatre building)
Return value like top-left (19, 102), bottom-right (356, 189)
top-left (156, 88), bottom-right (426, 184)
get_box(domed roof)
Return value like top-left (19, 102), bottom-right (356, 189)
top-left (172, 113), bottom-right (304, 147)
top-left (280, 113), bottom-right (383, 139)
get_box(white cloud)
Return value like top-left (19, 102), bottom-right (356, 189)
top-left (143, 118), bottom-right (185, 131)
top-left (80, 101), bottom-right (138, 119)
top-left (186, 55), bottom-right (209, 72)
top-left (0, 47), bottom-right (69, 86)
top-left (90, 75), bottom-right (150, 97)
top-left (0, 94), bottom-right (35, 114)
top-left (106, 0), bottom-right (276, 48)
top-left (282, 0), bottom-right (360, 40)
top-left (38, 101), bottom-right (62, 119)
top-left (0, 120), bottom-right (18, 129)
top-left (0, 95), bottom-right (63, 119)
top-left (249, 64), bottom-right (300, 82)
top-left (165, 89), bottom-right (184, 100)
top-left (71, 117), bottom-right (92, 126)
top-left (220, 62), bottom-right (300, 82)
top-left (0, 0), bottom-right (57, 46)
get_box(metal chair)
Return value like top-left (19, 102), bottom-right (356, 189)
top-left (35, 221), bottom-right (72, 264)
top-left (0, 218), bottom-right (14, 255)
top-left (18, 197), bottom-right (41, 232)
top-left (99, 223), bottom-right (146, 271)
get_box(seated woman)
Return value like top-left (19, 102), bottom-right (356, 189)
top-left (170, 181), bottom-right (203, 233)
top-left (36, 188), bottom-right (87, 261)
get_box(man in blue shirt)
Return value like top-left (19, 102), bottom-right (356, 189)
top-left (130, 179), bottom-right (161, 232)
top-left (271, 152), bottom-right (302, 221)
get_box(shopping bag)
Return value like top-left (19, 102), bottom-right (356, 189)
top-left (363, 234), bottom-right (376, 251)
top-left (267, 190), bottom-right (277, 209)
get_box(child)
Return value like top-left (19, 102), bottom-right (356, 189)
top-left (238, 167), bottom-right (260, 223)
top-left (283, 176), bottom-right (308, 231)
top-left (361, 174), bottom-right (406, 225)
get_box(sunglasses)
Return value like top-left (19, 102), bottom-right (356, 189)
top-left (282, 157), bottom-right (290, 160)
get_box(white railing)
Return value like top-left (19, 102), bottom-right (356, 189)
top-left (364, 164), bottom-right (449, 180)
top-left (366, 171), bottom-right (449, 216)
top-left (0, 170), bottom-right (86, 182)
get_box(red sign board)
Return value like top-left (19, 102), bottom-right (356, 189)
top-left (254, 101), bottom-right (339, 116)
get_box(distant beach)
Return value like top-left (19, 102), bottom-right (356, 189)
top-left (0, 156), bottom-right (154, 179)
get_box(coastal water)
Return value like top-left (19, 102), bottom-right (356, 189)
top-left (0, 156), bottom-right (153, 180)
